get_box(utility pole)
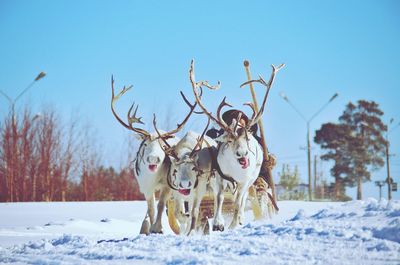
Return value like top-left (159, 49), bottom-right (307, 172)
top-left (314, 155), bottom-right (317, 199)
top-left (280, 92), bottom-right (338, 201)
top-left (357, 123), bottom-right (365, 200)
top-left (306, 123), bottom-right (312, 200)
top-left (385, 140), bottom-right (392, 200)
top-left (386, 119), bottom-right (399, 200)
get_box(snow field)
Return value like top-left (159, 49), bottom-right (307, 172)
top-left (0, 199), bottom-right (399, 264)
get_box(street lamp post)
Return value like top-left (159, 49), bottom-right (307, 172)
top-left (0, 72), bottom-right (46, 202)
top-left (386, 119), bottom-right (400, 200)
top-left (0, 72), bottom-right (46, 119)
top-left (280, 92), bottom-right (338, 201)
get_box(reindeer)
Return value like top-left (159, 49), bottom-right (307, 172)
top-left (110, 76), bottom-right (196, 235)
top-left (154, 113), bottom-right (223, 235)
top-left (189, 60), bottom-right (284, 230)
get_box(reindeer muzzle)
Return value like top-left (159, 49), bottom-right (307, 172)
top-left (178, 188), bottom-right (191, 196)
top-left (238, 157), bottom-right (250, 169)
top-left (148, 164), bottom-right (158, 172)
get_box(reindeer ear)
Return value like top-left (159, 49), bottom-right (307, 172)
top-left (134, 134), bottom-right (148, 141)
top-left (133, 134), bottom-right (143, 141)
top-left (170, 156), bottom-right (179, 165)
top-left (215, 131), bottom-right (229, 143)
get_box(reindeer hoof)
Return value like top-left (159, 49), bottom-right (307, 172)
top-left (212, 224), bottom-right (224, 232)
top-left (140, 219), bottom-right (150, 235)
top-left (150, 225), bottom-right (163, 234)
top-left (203, 221), bottom-right (210, 235)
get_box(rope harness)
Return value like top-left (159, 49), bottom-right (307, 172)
top-left (211, 142), bottom-right (238, 191)
top-left (133, 139), bottom-right (147, 176)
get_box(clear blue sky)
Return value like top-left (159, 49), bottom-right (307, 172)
top-left (0, 0), bottom-right (399, 200)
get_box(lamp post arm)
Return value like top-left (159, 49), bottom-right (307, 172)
top-left (285, 99), bottom-right (307, 123)
top-left (14, 81), bottom-right (36, 104)
top-left (309, 93), bottom-right (338, 123)
top-left (13, 72), bottom-right (46, 104)
top-left (0, 90), bottom-right (13, 105)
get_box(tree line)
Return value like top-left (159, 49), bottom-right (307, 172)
top-left (0, 107), bottom-right (144, 202)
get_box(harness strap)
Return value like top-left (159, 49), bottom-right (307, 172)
top-left (193, 174), bottom-right (199, 189)
top-left (165, 157), bottom-right (178, 191)
top-left (134, 139), bottom-right (147, 176)
top-left (211, 143), bottom-right (237, 190)
top-left (193, 140), bottom-right (215, 188)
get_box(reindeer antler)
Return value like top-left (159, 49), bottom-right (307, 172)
top-left (243, 102), bottom-right (257, 122)
top-left (152, 90), bottom-right (199, 160)
top-left (189, 117), bottom-right (211, 159)
top-left (189, 59), bottom-right (235, 136)
top-left (157, 91), bottom-right (198, 140)
top-left (153, 114), bottom-right (180, 161)
top-left (240, 63), bottom-right (285, 129)
top-left (111, 75), bottom-right (150, 139)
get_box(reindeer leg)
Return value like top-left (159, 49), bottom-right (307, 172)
top-left (139, 215), bottom-right (150, 235)
top-left (212, 180), bottom-right (225, 231)
top-left (140, 195), bottom-right (155, 235)
top-left (173, 198), bottom-right (189, 234)
top-left (229, 184), bottom-right (244, 229)
top-left (203, 218), bottom-right (210, 235)
top-left (150, 187), bottom-right (170, 234)
top-left (239, 186), bottom-right (250, 225)
top-left (184, 200), bottom-right (193, 235)
top-left (187, 181), bottom-right (207, 236)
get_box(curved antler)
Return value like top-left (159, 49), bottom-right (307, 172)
top-left (152, 89), bottom-right (199, 159)
top-left (153, 114), bottom-right (180, 161)
top-left (157, 91), bottom-right (198, 140)
top-left (240, 63), bottom-right (285, 129)
top-left (216, 97), bottom-right (233, 130)
top-left (189, 117), bottom-right (211, 159)
top-left (111, 75), bottom-right (150, 139)
top-left (243, 102), bottom-right (257, 122)
top-left (189, 59), bottom-right (234, 135)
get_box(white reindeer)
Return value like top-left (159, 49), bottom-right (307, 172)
top-left (111, 76), bottom-right (196, 234)
top-left (154, 115), bottom-right (224, 235)
top-left (189, 60), bottom-right (284, 230)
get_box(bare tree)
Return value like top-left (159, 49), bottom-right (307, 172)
top-left (0, 103), bottom-right (150, 202)
top-left (0, 112), bottom-right (14, 201)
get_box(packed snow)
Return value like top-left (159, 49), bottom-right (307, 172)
top-left (0, 199), bottom-right (399, 264)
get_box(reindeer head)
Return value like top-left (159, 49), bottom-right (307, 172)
top-left (217, 125), bottom-right (253, 169)
top-left (133, 133), bottom-right (169, 173)
top-left (161, 120), bottom-right (210, 196)
top-left (189, 59), bottom-right (284, 170)
top-left (145, 64), bottom-right (213, 192)
top-left (111, 76), bottom-right (196, 175)
top-left (169, 154), bottom-right (198, 196)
